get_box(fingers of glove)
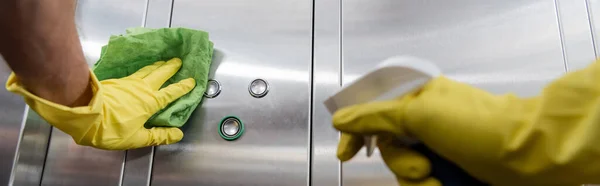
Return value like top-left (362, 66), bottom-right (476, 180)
top-left (398, 177), bottom-right (442, 186)
top-left (140, 127), bottom-right (184, 146)
top-left (337, 132), bottom-right (364, 161)
top-left (144, 58), bottom-right (183, 90)
top-left (129, 61), bottom-right (166, 78)
top-left (378, 136), bottom-right (431, 180)
top-left (332, 97), bottom-right (414, 136)
top-left (156, 78), bottom-right (195, 108)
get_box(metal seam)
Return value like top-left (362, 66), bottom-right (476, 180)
top-left (142, 0), bottom-right (150, 27)
top-left (585, 0), bottom-right (599, 58)
top-left (7, 106), bottom-right (29, 186)
top-left (338, 0), bottom-right (343, 185)
top-left (168, 0), bottom-right (175, 27)
top-left (147, 147), bottom-right (155, 186)
top-left (308, 0), bottom-right (316, 185)
top-left (339, 0), bottom-right (343, 88)
top-left (118, 151), bottom-right (127, 186)
top-left (38, 126), bottom-right (53, 186)
top-left (553, 0), bottom-right (569, 72)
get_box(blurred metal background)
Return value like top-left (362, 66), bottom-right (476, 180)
top-left (1, 0), bottom-right (599, 185)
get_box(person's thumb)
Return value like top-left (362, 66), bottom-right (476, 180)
top-left (337, 132), bottom-right (364, 161)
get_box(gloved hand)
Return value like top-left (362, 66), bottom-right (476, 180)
top-left (334, 60), bottom-right (600, 186)
top-left (6, 58), bottom-right (195, 150)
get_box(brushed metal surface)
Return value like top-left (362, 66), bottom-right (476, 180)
top-left (590, 0), bottom-right (600, 57)
top-left (151, 0), bottom-right (312, 185)
top-left (122, 147), bottom-right (153, 186)
top-left (342, 0), bottom-right (567, 185)
top-left (144, 0), bottom-right (173, 28)
top-left (10, 109), bottom-right (52, 186)
top-left (312, 0), bottom-right (341, 185)
top-left (556, 0), bottom-right (596, 71)
top-left (0, 58), bottom-right (27, 185)
top-left (588, 0), bottom-right (600, 60)
top-left (40, 1), bottom-right (147, 186)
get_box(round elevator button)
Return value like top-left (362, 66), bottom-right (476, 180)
top-left (223, 120), bottom-right (239, 136)
top-left (219, 116), bottom-right (244, 141)
top-left (204, 79), bottom-right (221, 98)
top-left (249, 79), bottom-right (269, 98)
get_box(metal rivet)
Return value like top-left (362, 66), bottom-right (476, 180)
top-left (249, 79), bottom-right (269, 98)
top-left (204, 79), bottom-right (221, 98)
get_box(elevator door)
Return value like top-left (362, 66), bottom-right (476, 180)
top-left (151, 0), bottom-right (312, 186)
top-left (342, 0), bottom-right (573, 185)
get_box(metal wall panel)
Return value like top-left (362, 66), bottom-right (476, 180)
top-left (556, 0), bottom-right (596, 71)
top-left (40, 1), bottom-right (147, 185)
top-left (312, 0), bottom-right (341, 185)
top-left (151, 0), bottom-right (313, 185)
top-left (341, 0), bottom-right (567, 185)
top-left (122, 146), bottom-right (153, 186)
top-left (144, 0), bottom-right (173, 29)
top-left (10, 110), bottom-right (52, 186)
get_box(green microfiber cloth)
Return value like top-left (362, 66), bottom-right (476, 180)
top-left (92, 27), bottom-right (213, 128)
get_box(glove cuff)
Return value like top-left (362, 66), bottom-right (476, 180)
top-left (5, 69), bottom-right (104, 141)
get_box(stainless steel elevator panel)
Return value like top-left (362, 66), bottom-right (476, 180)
top-left (342, 0), bottom-right (568, 185)
top-left (40, 1), bottom-right (147, 185)
top-left (151, 0), bottom-right (312, 185)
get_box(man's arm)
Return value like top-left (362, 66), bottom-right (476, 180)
top-left (0, 0), bottom-right (92, 107)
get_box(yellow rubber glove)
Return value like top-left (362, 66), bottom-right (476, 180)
top-left (334, 60), bottom-right (600, 186)
top-left (6, 58), bottom-right (195, 150)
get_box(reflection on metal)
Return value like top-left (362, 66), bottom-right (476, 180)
top-left (151, 0), bottom-right (311, 185)
top-left (219, 116), bottom-right (244, 141)
top-left (248, 79), bottom-right (269, 98)
top-left (204, 79), bottom-right (222, 98)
